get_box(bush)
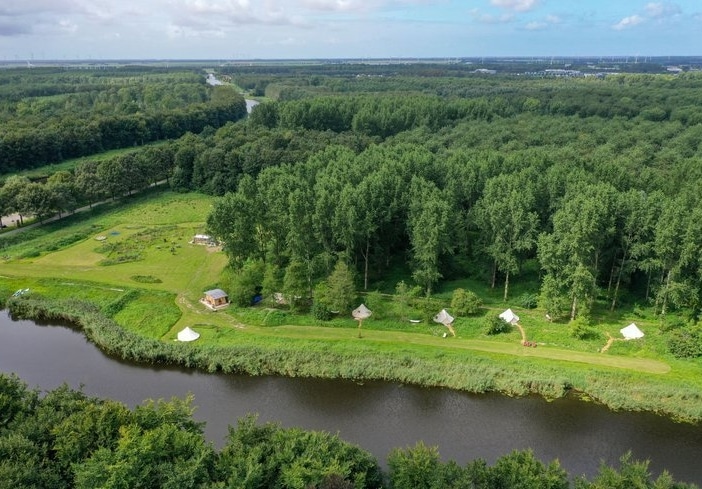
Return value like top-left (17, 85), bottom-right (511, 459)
top-left (416, 297), bottom-right (444, 324)
top-left (312, 300), bottom-right (332, 321)
top-left (485, 315), bottom-right (511, 335)
top-left (18, 249), bottom-right (41, 259)
top-left (668, 327), bottom-right (702, 358)
top-left (130, 275), bottom-right (162, 284)
top-left (262, 310), bottom-right (288, 327)
top-left (518, 292), bottom-right (538, 309)
top-left (450, 288), bottom-right (482, 315)
top-left (569, 318), bottom-right (600, 340)
top-left (363, 290), bottom-right (386, 319)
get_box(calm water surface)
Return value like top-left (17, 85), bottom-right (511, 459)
top-left (1, 310), bottom-right (701, 484)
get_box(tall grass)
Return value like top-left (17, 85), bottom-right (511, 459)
top-left (7, 295), bottom-right (702, 423)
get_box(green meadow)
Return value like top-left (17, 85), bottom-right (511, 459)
top-left (3, 190), bottom-right (702, 422)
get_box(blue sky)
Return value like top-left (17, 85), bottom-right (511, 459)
top-left (0, 1), bottom-right (699, 60)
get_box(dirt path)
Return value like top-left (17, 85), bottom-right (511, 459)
top-left (601, 332), bottom-right (622, 353)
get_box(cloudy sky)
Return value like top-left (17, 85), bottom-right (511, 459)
top-left (0, 0), bottom-right (699, 61)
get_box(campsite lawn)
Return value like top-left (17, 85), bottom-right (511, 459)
top-left (5, 189), bottom-right (702, 420)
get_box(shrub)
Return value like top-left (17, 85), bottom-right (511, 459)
top-left (416, 297), bottom-right (444, 324)
top-left (518, 292), bottom-right (538, 309)
top-left (363, 290), bottom-right (386, 319)
top-left (131, 275), bottom-right (162, 284)
top-left (312, 299), bottom-right (332, 321)
top-left (18, 249), bottom-right (41, 259)
top-left (485, 315), bottom-right (511, 335)
top-left (450, 288), bottom-right (482, 315)
top-left (228, 260), bottom-right (265, 307)
top-left (569, 318), bottom-right (600, 340)
top-left (668, 327), bottom-right (702, 358)
top-left (262, 310), bottom-right (288, 327)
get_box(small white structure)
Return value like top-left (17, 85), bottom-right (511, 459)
top-left (499, 308), bottom-right (520, 324)
top-left (177, 327), bottom-right (200, 342)
top-left (352, 304), bottom-right (372, 320)
top-left (620, 323), bottom-right (644, 340)
top-left (191, 234), bottom-right (216, 246)
top-left (352, 304), bottom-right (372, 338)
top-left (433, 309), bottom-right (454, 326)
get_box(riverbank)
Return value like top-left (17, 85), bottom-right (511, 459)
top-left (4, 293), bottom-right (702, 424)
top-left (2, 190), bottom-right (701, 425)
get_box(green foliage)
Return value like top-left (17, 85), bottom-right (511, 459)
top-left (485, 315), bottom-right (512, 335)
top-left (394, 281), bottom-right (422, 320)
top-left (263, 309), bottom-right (289, 327)
top-left (101, 289), bottom-right (140, 318)
top-left (325, 261), bottom-right (357, 314)
top-left (312, 300), bottom-right (332, 321)
top-left (130, 275), bottom-right (162, 283)
top-left (416, 297), bottom-right (445, 324)
top-left (217, 415), bottom-right (383, 489)
top-left (569, 317), bottom-right (601, 341)
top-left (667, 327), bottom-right (702, 358)
top-left (388, 442), bottom-right (442, 489)
top-left (227, 259), bottom-right (265, 307)
top-left (450, 288), bottom-right (482, 315)
top-left (364, 290), bottom-right (387, 320)
top-left (1, 372), bottom-right (697, 489)
top-left (576, 451), bottom-right (696, 489)
top-left (519, 292), bottom-right (539, 309)
top-left (488, 449), bottom-right (569, 489)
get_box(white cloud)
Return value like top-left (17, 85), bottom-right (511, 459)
top-left (470, 9), bottom-right (514, 24)
top-left (612, 14), bottom-right (644, 30)
top-left (490, 0), bottom-right (539, 13)
top-left (524, 21), bottom-right (546, 30)
top-left (58, 19), bottom-right (78, 34)
top-left (644, 2), bottom-right (681, 19)
top-left (300, 0), bottom-right (358, 11)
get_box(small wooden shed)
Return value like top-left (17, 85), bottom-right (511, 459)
top-left (203, 288), bottom-right (229, 308)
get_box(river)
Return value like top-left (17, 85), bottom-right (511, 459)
top-left (1, 310), bottom-right (701, 484)
top-left (246, 99), bottom-right (259, 113)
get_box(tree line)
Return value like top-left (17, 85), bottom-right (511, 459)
top-left (0, 67), bottom-right (246, 174)
top-left (4, 68), bottom-right (702, 354)
top-left (0, 373), bottom-right (695, 488)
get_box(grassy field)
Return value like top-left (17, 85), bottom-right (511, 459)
top-left (2, 190), bottom-right (702, 421)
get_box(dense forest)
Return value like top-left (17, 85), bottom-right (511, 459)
top-left (3, 65), bottom-right (702, 354)
top-left (3, 61), bottom-right (702, 488)
top-left (0, 373), bottom-right (695, 488)
top-left (0, 67), bottom-right (246, 174)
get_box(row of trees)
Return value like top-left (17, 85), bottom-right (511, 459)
top-left (0, 67), bottom-right (246, 174)
top-left (0, 141), bottom-right (185, 227)
top-left (1, 374), bottom-right (694, 488)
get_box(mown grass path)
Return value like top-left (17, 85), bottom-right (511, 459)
top-left (227, 324), bottom-right (671, 374)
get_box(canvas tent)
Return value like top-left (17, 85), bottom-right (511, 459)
top-left (177, 327), bottom-right (200, 342)
top-left (352, 304), bottom-right (372, 320)
top-left (499, 308), bottom-right (520, 324)
top-left (433, 309), bottom-right (454, 326)
top-left (620, 323), bottom-right (644, 340)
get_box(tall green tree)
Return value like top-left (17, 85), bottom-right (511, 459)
top-left (16, 182), bottom-right (54, 223)
top-left (0, 175), bottom-right (31, 226)
top-left (538, 183), bottom-right (617, 320)
top-left (325, 260), bottom-right (357, 313)
top-left (407, 177), bottom-right (452, 296)
top-left (473, 172), bottom-right (539, 301)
